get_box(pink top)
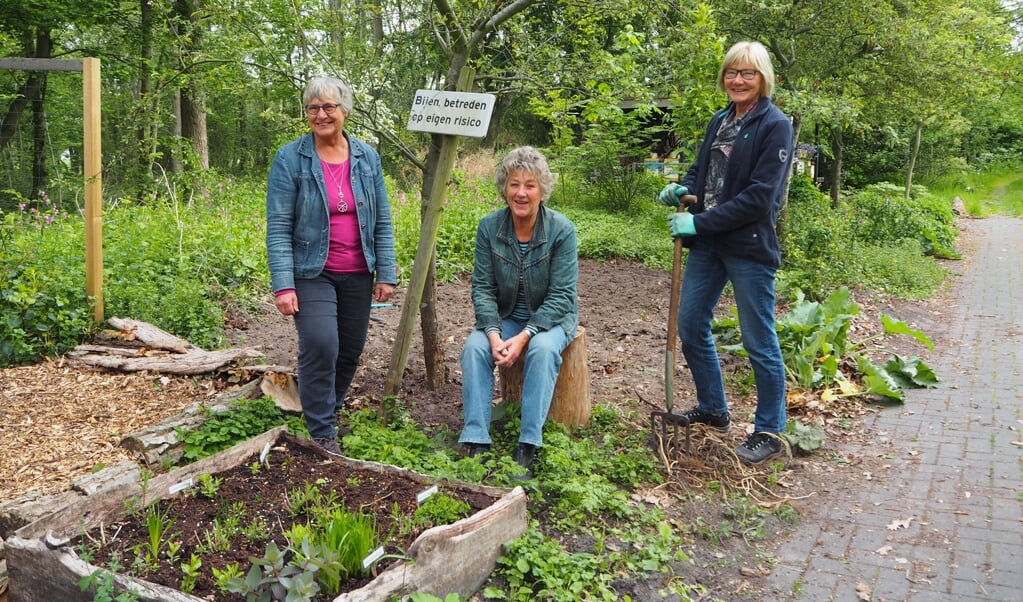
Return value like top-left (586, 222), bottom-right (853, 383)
top-left (322, 159), bottom-right (368, 273)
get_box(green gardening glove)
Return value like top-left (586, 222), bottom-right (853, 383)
top-left (658, 183), bottom-right (688, 207)
top-left (669, 211), bottom-right (696, 238)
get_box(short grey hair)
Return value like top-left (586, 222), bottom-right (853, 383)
top-left (717, 41), bottom-right (776, 98)
top-left (495, 146), bottom-right (555, 202)
top-left (302, 76), bottom-right (354, 115)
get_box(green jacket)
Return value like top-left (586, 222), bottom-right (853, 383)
top-left (470, 205), bottom-right (579, 339)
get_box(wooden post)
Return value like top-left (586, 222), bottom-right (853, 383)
top-left (499, 326), bottom-right (591, 425)
top-left (83, 57), bottom-right (103, 324)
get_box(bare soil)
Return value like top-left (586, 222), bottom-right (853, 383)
top-left (1, 256), bottom-right (949, 600)
top-left (79, 435), bottom-right (500, 600)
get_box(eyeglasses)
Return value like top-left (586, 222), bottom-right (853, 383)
top-left (306, 103), bottom-right (341, 116)
top-left (723, 68), bottom-right (759, 81)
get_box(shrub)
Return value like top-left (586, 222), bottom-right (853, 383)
top-left (0, 200), bottom-right (97, 364)
top-left (781, 176), bottom-right (855, 300)
top-left (0, 261), bottom-right (96, 364)
top-left (845, 182), bottom-right (958, 258)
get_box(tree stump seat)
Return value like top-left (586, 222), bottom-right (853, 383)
top-left (498, 326), bottom-right (591, 425)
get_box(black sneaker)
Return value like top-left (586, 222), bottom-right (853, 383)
top-left (511, 443), bottom-right (536, 481)
top-left (464, 443), bottom-right (491, 458)
top-left (313, 437), bottom-right (343, 457)
top-left (674, 407), bottom-right (731, 432)
top-left (735, 432), bottom-right (783, 465)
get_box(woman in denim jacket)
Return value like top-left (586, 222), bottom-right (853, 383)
top-left (459, 147), bottom-right (578, 479)
top-left (266, 76), bottom-right (397, 456)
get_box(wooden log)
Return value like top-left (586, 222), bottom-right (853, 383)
top-left (499, 326), bottom-right (591, 426)
top-left (68, 346), bottom-right (263, 375)
top-left (106, 317), bottom-right (198, 353)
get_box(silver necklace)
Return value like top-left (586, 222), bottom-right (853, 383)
top-left (324, 162), bottom-right (349, 213)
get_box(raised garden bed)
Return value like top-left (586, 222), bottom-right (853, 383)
top-left (6, 427), bottom-right (527, 601)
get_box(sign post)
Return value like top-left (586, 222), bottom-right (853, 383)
top-left (384, 87), bottom-right (496, 397)
top-left (406, 90), bottom-right (496, 137)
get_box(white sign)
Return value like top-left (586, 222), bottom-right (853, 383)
top-left (407, 89), bottom-right (496, 138)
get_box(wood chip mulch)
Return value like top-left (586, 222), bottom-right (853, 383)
top-left (0, 358), bottom-right (213, 502)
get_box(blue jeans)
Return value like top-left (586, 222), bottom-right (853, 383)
top-left (293, 271), bottom-right (373, 440)
top-left (459, 320), bottom-right (569, 447)
top-left (677, 245), bottom-right (786, 433)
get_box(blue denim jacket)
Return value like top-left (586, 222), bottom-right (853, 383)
top-left (470, 205), bottom-right (578, 340)
top-left (266, 133), bottom-right (397, 293)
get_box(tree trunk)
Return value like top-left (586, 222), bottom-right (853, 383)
top-left (138, 0), bottom-right (157, 177)
top-left (180, 84), bottom-right (209, 170)
top-left (27, 30), bottom-right (53, 200)
top-left (0, 78), bottom-right (34, 151)
top-left (329, 0), bottom-right (344, 64)
top-left (419, 138), bottom-right (446, 390)
top-left (171, 90), bottom-right (183, 173)
top-left (482, 93), bottom-right (512, 149)
top-left (830, 126), bottom-right (844, 208)
top-left (31, 72), bottom-right (47, 198)
top-left (175, 0), bottom-right (209, 171)
top-left (905, 118), bottom-right (923, 198)
top-left (384, 0), bottom-right (540, 398)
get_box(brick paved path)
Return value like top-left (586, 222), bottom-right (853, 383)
top-left (766, 217), bottom-right (1023, 601)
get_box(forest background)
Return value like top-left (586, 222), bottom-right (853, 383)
top-left (2, 0), bottom-right (1022, 365)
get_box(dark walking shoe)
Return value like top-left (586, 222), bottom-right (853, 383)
top-left (464, 443), bottom-right (491, 459)
top-left (735, 432), bottom-right (783, 465)
top-left (674, 407), bottom-right (731, 432)
top-left (313, 437), bottom-right (343, 457)
top-left (511, 443), bottom-right (536, 480)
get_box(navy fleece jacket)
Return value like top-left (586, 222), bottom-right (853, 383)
top-left (680, 97), bottom-right (793, 268)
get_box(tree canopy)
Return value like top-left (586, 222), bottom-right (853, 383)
top-left (0, 0), bottom-right (1020, 204)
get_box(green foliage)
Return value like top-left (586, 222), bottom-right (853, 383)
top-left (177, 398), bottom-right (306, 463)
top-left (211, 563), bottom-right (244, 594)
top-left (781, 176), bottom-right (952, 301)
top-left (486, 526), bottom-right (618, 601)
top-left (781, 175), bottom-right (858, 299)
top-left (551, 125), bottom-right (665, 214)
top-left (179, 554), bottom-right (202, 594)
top-left (102, 180), bottom-right (267, 349)
top-left (226, 539), bottom-right (323, 602)
top-left (411, 594), bottom-right (462, 602)
top-left (140, 503), bottom-right (178, 567)
top-left (562, 205), bottom-right (674, 271)
top-left (0, 259), bottom-right (97, 364)
top-left (780, 419), bottom-right (825, 455)
top-left (739, 287), bottom-right (939, 403)
top-left (924, 164), bottom-right (1023, 217)
top-left (0, 198), bottom-right (97, 364)
top-left (413, 493), bottom-right (472, 529)
top-left (0, 178), bottom-right (269, 366)
top-left (846, 239), bottom-right (948, 299)
top-left (79, 567), bottom-right (142, 602)
top-left (390, 178), bottom-right (503, 285)
top-left (312, 506), bottom-right (378, 592)
top-left (846, 182), bottom-right (958, 258)
top-left (255, 484), bottom-right (378, 597)
top-left (194, 473), bottom-right (223, 499)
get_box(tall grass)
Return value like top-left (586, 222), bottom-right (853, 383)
top-left (924, 166), bottom-right (1023, 217)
